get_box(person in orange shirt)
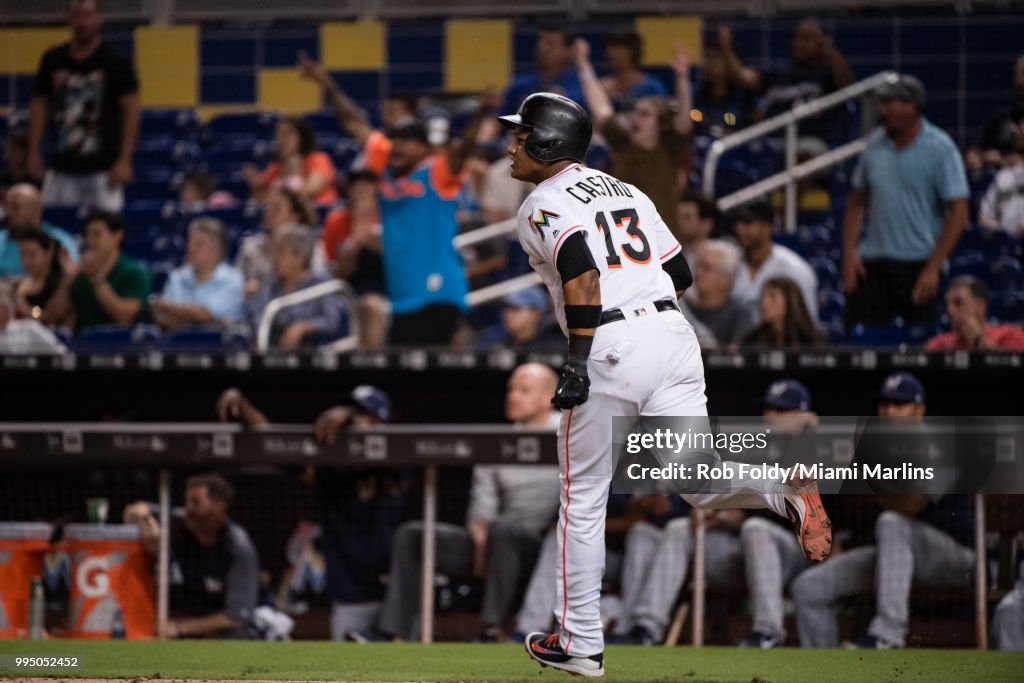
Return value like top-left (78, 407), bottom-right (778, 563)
top-left (244, 117), bottom-right (338, 206)
top-left (925, 275), bottom-right (1024, 350)
top-left (322, 170), bottom-right (388, 349)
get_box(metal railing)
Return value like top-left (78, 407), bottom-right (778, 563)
top-left (255, 279), bottom-right (360, 353)
top-left (702, 70), bottom-right (897, 231)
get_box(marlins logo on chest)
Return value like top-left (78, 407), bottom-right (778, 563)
top-left (530, 209), bottom-right (560, 241)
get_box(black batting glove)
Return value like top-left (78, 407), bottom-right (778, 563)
top-left (553, 361), bottom-right (590, 409)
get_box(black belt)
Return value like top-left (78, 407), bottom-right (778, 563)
top-left (599, 298), bottom-right (680, 326)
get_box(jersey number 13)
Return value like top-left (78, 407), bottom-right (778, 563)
top-left (595, 208), bottom-right (651, 268)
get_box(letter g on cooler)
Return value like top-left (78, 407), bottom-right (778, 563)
top-left (76, 555), bottom-right (111, 599)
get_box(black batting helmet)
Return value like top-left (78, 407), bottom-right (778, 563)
top-left (498, 92), bottom-right (592, 164)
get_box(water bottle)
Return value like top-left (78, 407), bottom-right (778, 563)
top-left (110, 607), bottom-right (126, 640)
top-left (28, 576), bottom-right (44, 640)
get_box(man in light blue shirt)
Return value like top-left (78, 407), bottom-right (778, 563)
top-left (151, 217), bottom-right (244, 328)
top-left (0, 183), bottom-right (79, 277)
top-left (842, 74), bottom-right (969, 328)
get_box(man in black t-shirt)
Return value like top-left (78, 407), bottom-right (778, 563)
top-left (27, 0), bottom-right (139, 212)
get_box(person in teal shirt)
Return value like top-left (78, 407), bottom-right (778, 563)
top-left (47, 211), bottom-right (149, 333)
top-left (842, 74), bottom-right (969, 328)
top-left (0, 183), bottom-right (78, 277)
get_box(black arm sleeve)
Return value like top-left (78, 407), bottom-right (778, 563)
top-left (662, 251), bottom-right (693, 293)
top-left (555, 231), bottom-right (598, 283)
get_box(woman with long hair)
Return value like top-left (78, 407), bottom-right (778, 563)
top-left (244, 116), bottom-right (339, 205)
top-left (575, 37), bottom-right (693, 241)
top-left (13, 229), bottom-right (67, 322)
top-left (235, 187), bottom-right (319, 296)
top-left (742, 276), bottom-right (823, 348)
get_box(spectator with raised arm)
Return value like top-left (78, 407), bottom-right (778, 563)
top-left (300, 54), bottom-right (491, 345)
top-left (692, 24), bottom-right (761, 137)
top-left (756, 18), bottom-right (853, 143)
top-left (244, 224), bottom-right (345, 350)
top-left (842, 75), bottom-right (969, 329)
top-left (600, 32), bottom-right (667, 114)
top-left (243, 117), bottom-right (338, 206)
top-left (924, 275), bottom-right (1024, 351)
top-left (28, 0), bottom-right (139, 212)
top-left (45, 211), bottom-right (149, 333)
top-left (575, 38), bottom-right (693, 242)
top-left (150, 217), bottom-right (244, 330)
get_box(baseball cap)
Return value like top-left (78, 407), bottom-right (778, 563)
top-left (731, 199), bottom-right (774, 224)
top-left (350, 385), bottom-right (392, 422)
top-left (386, 117), bottom-right (430, 144)
top-left (503, 287), bottom-right (549, 313)
top-left (878, 372), bottom-right (925, 405)
top-left (763, 379), bottom-right (812, 412)
top-left (876, 73), bottom-right (926, 109)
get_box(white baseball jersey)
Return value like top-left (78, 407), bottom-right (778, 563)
top-left (514, 163), bottom-right (793, 660)
top-left (515, 163), bottom-right (682, 335)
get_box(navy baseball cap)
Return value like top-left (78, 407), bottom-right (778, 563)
top-left (503, 287), bottom-right (549, 313)
top-left (351, 385), bottom-right (392, 422)
top-left (763, 379), bottom-right (812, 412)
top-left (878, 372), bottom-right (925, 405)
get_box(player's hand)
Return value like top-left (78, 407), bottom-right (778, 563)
top-left (573, 38), bottom-right (591, 66)
top-left (911, 264), bottom-right (940, 305)
top-left (552, 361), bottom-right (590, 409)
top-left (842, 252), bottom-right (865, 293)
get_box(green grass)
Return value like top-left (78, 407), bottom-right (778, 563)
top-left (0, 640), bottom-right (1022, 683)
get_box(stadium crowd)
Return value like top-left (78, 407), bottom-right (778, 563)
top-left (2, 1), bottom-right (1023, 353)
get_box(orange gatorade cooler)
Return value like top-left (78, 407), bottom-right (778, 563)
top-left (0, 523), bottom-right (52, 638)
top-left (65, 524), bottom-right (154, 639)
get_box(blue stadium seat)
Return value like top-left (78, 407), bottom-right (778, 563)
top-left (949, 253), bottom-right (990, 282)
top-left (979, 229), bottom-right (1019, 258)
top-left (329, 138), bottom-right (362, 172)
top-left (809, 256), bottom-right (839, 288)
top-left (203, 112), bottom-right (280, 145)
top-left (140, 109), bottom-right (200, 142)
top-left (43, 207), bottom-right (87, 234)
top-left (303, 111), bottom-right (346, 138)
top-left (988, 290), bottom-right (1024, 324)
top-left (125, 179), bottom-right (176, 203)
top-left (990, 257), bottom-right (1024, 291)
top-left (73, 324), bottom-right (163, 352)
top-left (122, 225), bottom-right (184, 264)
top-left (163, 325), bottom-right (251, 351)
top-left (818, 289), bottom-right (846, 325)
top-left (847, 323), bottom-right (909, 347)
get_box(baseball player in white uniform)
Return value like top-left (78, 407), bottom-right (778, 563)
top-left (499, 93), bottom-right (833, 677)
